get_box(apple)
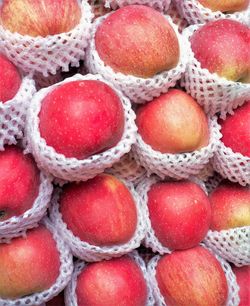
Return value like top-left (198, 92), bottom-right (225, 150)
top-left (0, 0), bottom-right (81, 37)
top-left (0, 225), bottom-right (60, 299)
top-left (219, 101), bottom-right (250, 157)
top-left (59, 173), bottom-right (137, 246)
top-left (76, 256), bottom-right (148, 306)
top-left (190, 19), bottom-right (250, 82)
top-left (95, 5), bottom-right (179, 78)
top-left (209, 180), bottom-right (250, 231)
top-left (147, 180), bottom-right (211, 250)
top-left (46, 292), bottom-right (65, 306)
top-left (0, 146), bottom-right (40, 221)
top-left (198, 0), bottom-right (249, 12)
top-left (232, 265), bottom-right (250, 306)
top-left (39, 80), bottom-right (124, 159)
top-left (0, 53), bottom-right (21, 103)
top-left (155, 246), bottom-right (228, 306)
top-left (136, 89), bottom-right (209, 153)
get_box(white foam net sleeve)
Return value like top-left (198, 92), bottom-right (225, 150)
top-left (165, 1), bottom-right (189, 33)
top-left (0, 75), bottom-right (36, 150)
top-left (212, 140), bottom-right (250, 186)
top-left (105, 151), bottom-right (147, 186)
top-left (65, 251), bottom-right (155, 306)
top-left (0, 172), bottom-right (53, 240)
top-left (181, 25), bottom-right (250, 119)
top-left (49, 180), bottom-right (147, 262)
top-left (25, 73), bottom-right (137, 182)
top-left (85, 13), bottom-right (189, 104)
top-left (0, 218), bottom-right (74, 306)
top-left (104, 0), bottom-right (171, 12)
top-left (147, 246), bottom-right (240, 306)
top-left (132, 117), bottom-right (221, 180)
top-left (174, 0), bottom-right (250, 26)
top-left (0, 0), bottom-right (93, 77)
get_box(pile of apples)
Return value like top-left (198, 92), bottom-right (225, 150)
top-left (0, 0), bottom-right (249, 305)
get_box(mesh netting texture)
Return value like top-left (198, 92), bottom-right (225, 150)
top-left (0, 1), bottom-right (93, 77)
top-left (0, 218), bottom-right (73, 306)
top-left (147, 247), bottom-right (240, 306)
top-left (174, 0), bottom-right (250, 26)
top-left (105, 152), bottom-right (146, 186)
top-left (212, 140), bottom-right (250, 186)
top-left (181, 25), bottom-right (250, 119)
top-left (25, 73), bottom-right (137, 182)
top-left (136, 175), bottom-right (207, 255)
top-left (104, 0), bottom-right (171, 12)
top-left (0, 76), bottom-right (36, 150)
top-left (85, 13), bottom-right (189, 104)
top-left (132, 117), bottom-right (221, 180)
top-left (166, 1), bottom-right (189, 33)
top-left (65, 251), bottom-right (155, 306)
top-left (0, 172), bottom-right (53, 240)
top-left (49, 180), bottom-right (147, 262)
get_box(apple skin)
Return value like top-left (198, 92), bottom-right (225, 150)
top-left (147, 180), bottom-right (211, 250)
top-left (156, 246), bottom-right (228, 306)
top-left (0, 146), bottom-right (40, 221)
top-left (46, 292), bottom-right (65, 306)
top-left (209, 180), bottom-right (250, 231)
top-left (136, 89), bottom-right (209, 154)
top-left (190, 19), bottom-right (250, 82)
top-left (198, 0), bottom-right (249, 12)
top-left (59, 173), bottom-right (137, 246)
top-left (0, 225), bottom-right (60, 299)
top-left (219, 101), bottom-right (250, 157)
top-left (0, 53), bottom-right (21, 103)
top-left (76, 256), bottom-right (148, 306)
top-left (39, 80), bottom-right (125, 159)
top-left (95, 5), bottom-right (179, 78)
top-left (0, 0), bottom-right (81, 37)
top-left (232, 265), bottom-right (250, 306)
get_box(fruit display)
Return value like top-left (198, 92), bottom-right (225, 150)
top-left (0, 0), bottom-right (249, 305)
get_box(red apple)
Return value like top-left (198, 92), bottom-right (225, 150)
top-left (219, 101), bottom-right (250, 157)
top-left (76, 256), bottom-right (148, 306)
top-left (232, 265), bottom-right (250, 306)
top-left (209, 180), bottom-right (250, 231)
top-left (147, 180), bottom-right (211, 250)
top-left (190, 19), bottom-right (250, 82)
top-left (95, 5), bottom-right (179, 78)
top-left (0, 53), bottom-right (21, 103)
top-left (39, 80), bottom-right (125, 159)
top-left (198, 0), bottom-right (249, 12)
top-left (0, 146), bottom-right (40, 221)
top-left (0, 0), bottom-right (81, 37)
top-left (46, 292), bottom-right (65, 306)
top-left (156, 246), bottom-right (228, 306)
top-left (0, 225), bottom-right (60, 299)
top-left (136, 89), bottom-right (209, 153)
top-left (59, 173), bottom-right (137, 246)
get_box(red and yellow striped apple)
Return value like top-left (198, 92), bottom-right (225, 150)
top-left (232, 265), bottom-right (250, 306)
top-left (95, 5), bottom-right (179, 78)
top-left (198, 0), bottom-right (249, 12)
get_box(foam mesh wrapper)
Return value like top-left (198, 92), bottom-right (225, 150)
top-left (147, 247), bottom-right (240, 306)
top-left (204, 175), bottom-right (250, 267)
top-left (0, 75), bottom-right (36, 150)
top-left (65, 251), bottom-right (155, 306)
top-left (49, 180), bottom-right (147, 262)
top-left (25, 73), bottom-right (137, 182)
top-left (174, 0), bottom-right (250, 26)
top-left (181, 25), bottom-right (250, 119)
top-left (0, 218), bottom-right (74, 306)
top-left (132, 117), bottom-right (221, 180)
top-left (0, 171), bottom-right (53, 241)
top-left (136, 175), bottom-right (207, 255)
top-left (85, 13), bottom-right (189, 104)
top-left (104, 0), bottom-right (171, 12)
top-left (165, 1), bottom-right (189, 33)
top-left (0, 0), bottom-right (93, 77)
top-left (212, 139), bottom-right (250, 187)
